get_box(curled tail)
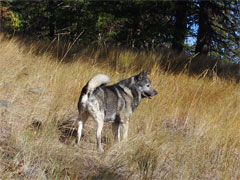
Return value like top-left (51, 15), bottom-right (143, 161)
top-left (87, 74), bottom-right (110, 92)
top-left (78, 74), bottom-right (110, 109)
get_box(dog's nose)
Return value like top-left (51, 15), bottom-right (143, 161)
top-left (154, 90), bottom-right (158, 96)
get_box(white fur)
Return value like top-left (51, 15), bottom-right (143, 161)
top-left (80, 74), bottom-right (110, 106)
top-left (88, 74), bottom-right (110, 92)
top-left (81, 94), bottom-right (88, 105)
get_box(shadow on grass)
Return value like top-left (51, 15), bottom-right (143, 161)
top-left (84, 165), bottom-right (128, 180)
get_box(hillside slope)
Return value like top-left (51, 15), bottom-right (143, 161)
top-left (0, 35), bottom-right (240, 179)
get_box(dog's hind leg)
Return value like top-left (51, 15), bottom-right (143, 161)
top-left (88, 104), bottom-right (105, 152)
top-left (88, 116), bottom-right (105, 152)
top-left (76, 112), bottom-right (88, 147)
top-left (95, 116), bottom-right (104, 152)
top-left (90, 111), bottom-right (105, 152)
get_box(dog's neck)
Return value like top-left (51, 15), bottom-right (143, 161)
top-left (116, 85), bottom-right (141, 110)
top-left (130, 85), bottom-right (141, 111)
top-left (117, 76), bottom-right (135, 86)
top-left (117, 76), bottom-right (141, 111)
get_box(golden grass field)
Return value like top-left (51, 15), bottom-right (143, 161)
top-left (0, 34), bottom-right (240, 179)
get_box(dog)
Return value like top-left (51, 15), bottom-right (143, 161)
top-left (76, 71), bottom-right (158, 152)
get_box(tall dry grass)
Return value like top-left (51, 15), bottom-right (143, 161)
top-left (0, 34), bottom-right (240, 179)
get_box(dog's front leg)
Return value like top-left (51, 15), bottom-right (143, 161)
top-left (112, 122), bottom-right (120, 143)
top-left (121, 119), bottom-right (129, 140)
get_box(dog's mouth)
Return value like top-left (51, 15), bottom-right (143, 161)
top-left (142, 90), bottom-right (157, 99)
top-left (142, 92), bottom-right (153, 99)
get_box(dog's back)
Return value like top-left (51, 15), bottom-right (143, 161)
top-left (91, 84), bottom-right (132, 122)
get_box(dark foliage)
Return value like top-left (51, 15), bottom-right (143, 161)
top-left (0, 0), bottom-right (239, 62)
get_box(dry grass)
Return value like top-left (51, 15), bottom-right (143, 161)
top-left (0, 34), bottom-right (240, 180)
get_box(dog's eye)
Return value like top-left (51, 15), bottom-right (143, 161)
top-left (146, 84), bottom-right (150, 87)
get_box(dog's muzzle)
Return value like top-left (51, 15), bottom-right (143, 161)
top-left (142, 90), bottom-right (158, 99)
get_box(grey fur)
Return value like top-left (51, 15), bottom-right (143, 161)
top-left (76, 71), bottom-right (157, 152)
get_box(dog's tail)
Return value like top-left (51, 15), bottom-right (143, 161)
top-left (87, 74), bottom-right (110, 93)
top-left (78, 74), bottom-right (110, 107)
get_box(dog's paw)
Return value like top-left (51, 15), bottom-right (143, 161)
top-left (97, 147), bottom-right (104, 152)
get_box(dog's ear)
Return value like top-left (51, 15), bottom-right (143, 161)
top-left (145, 70), bottom-right (150, 75)
top-left (137, 71), bottom-right (146, 81)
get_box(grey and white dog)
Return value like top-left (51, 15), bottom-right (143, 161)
top-left (76, 71), bottom-right (157, 152)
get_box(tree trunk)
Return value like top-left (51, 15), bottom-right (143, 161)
top-left (48, 0), bottom-right (55, 38)
top-left (195, 0), bottom-right (213, 55)
top-left (172, 1), bottom-right (188, 53)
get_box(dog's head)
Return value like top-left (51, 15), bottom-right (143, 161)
top-left (135, 71), bottom-right (158, 99)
